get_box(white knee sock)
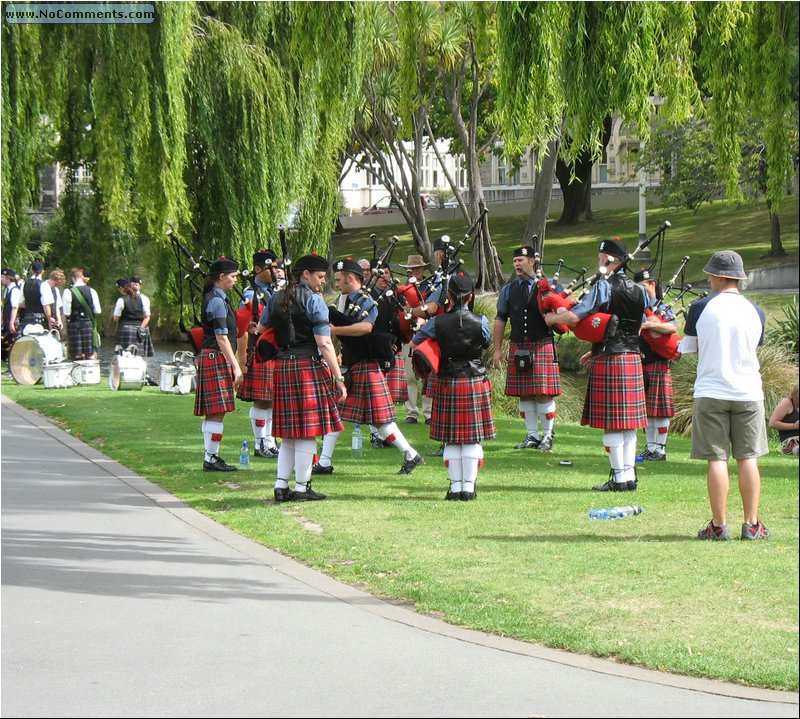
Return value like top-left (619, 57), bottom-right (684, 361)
top-left (603, 431), bottom-right (625, 484)
top-left (654, 418), bottom-right (670, 451)
top-left (645, 419), bottom-right (658, 452)
top-left (250, 407), bottom-right (269, 446)
top-left (379, 422), bottom-right (416, 460)
top-left (203, 420), bottom-right (224, 461)
top-left (623, 430), bottom-right (638, 483)
top-left (519, 400), bottom-right (538, 437)
top-left (276, 439), bottom-right (295, 488)
top-left (537, 400), bottom-right (556, 438)
top-left (461, 443), bottom-right (483, 494)
top-left (319, 431), bottom-right (340, 467)
top-left (294, 438), bottom-right (317, 490)
top-left (443, 444), bottom-right (463, 494)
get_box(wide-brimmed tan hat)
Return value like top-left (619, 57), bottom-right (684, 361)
top-left (398, 254), bottom-right (429, 269)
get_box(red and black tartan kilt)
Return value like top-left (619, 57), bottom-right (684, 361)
top-left (385, 352), bottom-right (409, 403)
top-left (236, 351), bottom-right (275, 402)
top-left (194, 349), bottom-right (236, 417)
top-left (430, 375), bottom-right (496, 444)
top-left (116, 322), bottom-right (154, 357)
top-left (504, 339), bottom-right (562, 397)
top-left (581, 353), bottom-right (647, 430)
top-left (67, 319), bottom-right (96, 357)
top-left (340, 360), bottom-right (396, 426)
top-left (272, 356), bottom-right (344, 439)
top-left (643, 360), bottom-right (675, 418)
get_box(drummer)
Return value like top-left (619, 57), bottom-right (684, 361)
top-left (2, 267), bottom-right (21, 362)
top-left (62, 267), bottom-right (102, 360)
top-left (112, 277), bottom-right (154, 357)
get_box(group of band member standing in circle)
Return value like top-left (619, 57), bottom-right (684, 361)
top-left (193, 235), bottom-right (678, 502)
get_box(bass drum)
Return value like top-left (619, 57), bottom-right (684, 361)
top-left (109, 353), bottom-right (147, 391)
top-left (9, 331), bottom-right (65, 385)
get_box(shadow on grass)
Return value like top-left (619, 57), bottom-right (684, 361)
top-left (471, 533), bottom-right (691, 543)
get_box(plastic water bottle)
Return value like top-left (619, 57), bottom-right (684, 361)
top-left (239, 440), bottom-right (250, 470)
top-left (351, 424), bottom-right (364, 458)
top-left (589, 505), bottom-right (643, 520)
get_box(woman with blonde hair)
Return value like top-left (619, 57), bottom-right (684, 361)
top-left (768, 384), bottom-right (799, 456)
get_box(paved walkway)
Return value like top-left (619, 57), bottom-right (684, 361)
top-left (2, 396), bottom-right (797, 718)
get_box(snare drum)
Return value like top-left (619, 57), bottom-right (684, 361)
top-left (9, 331), bottom-right (66, 385)
top-left (42, 362), bottom-right (75, 389)
top-left (71, 359), bottom-right (101, 385)
top-left (109, 353), bottom-right (147, 391)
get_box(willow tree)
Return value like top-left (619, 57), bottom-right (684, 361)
top-left (497, 1), bottom-right (798, 252)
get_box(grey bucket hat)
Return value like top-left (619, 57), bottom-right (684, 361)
top-left (702, 250), bottom-right (747, 280)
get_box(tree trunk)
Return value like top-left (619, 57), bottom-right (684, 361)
top-left (555, 153), bottom-right (595, 225)
top-left (760, 204), bottom-right (787, 258)
top-left (523, 137), bottom-right (561, 248)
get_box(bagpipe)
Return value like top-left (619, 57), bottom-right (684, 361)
top-left (328, 236), bottom-right (400, 369)
top-left (253, 225), bottom-right (290, 361)
top-left (537, 222), bottom-right (672, 344)
top-left (638, 255), bottom-right (688, 360)
top-left (167, 224), bottom-right (255, 354)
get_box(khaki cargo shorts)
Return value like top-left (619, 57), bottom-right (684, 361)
top-left (691, 397), bottom-right (768, 461)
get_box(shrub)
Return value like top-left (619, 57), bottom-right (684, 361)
top-left (765, 295), bottom-right (798, 361)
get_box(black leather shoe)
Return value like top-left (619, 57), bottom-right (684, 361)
top-left (445, 489), bottom-right (462, 500)
top-left (592, 479), bottom-right (634, 492)
top-left (397, 453), bottom-right (425, 475)
top-left (291, 484), bottom-right (327, 501)
top-left (203, 455), bottom-right (237, 472)
top-left (514, 435), bottom-right (540, 449)
top-left (424, 417), bottom-right (431, 425)
top-left (255, 444), bottom-right (279, 459)
top-left (404, 416), bottom-right (418, 424)
top-left (371, 433), bottom-right (392, 449)
top-left (461, 491), bottom-right (476, 501)
top-left (312, 463), bottom-right (334, 475)
top-left (274, 486), bottom-right (293, 503)
top-left (427, 444), bottom-right (445, 457)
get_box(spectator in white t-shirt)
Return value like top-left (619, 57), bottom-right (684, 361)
top-left (680, 250), bottom-right (769, 542)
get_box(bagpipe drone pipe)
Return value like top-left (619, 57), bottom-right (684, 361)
top-left (167, 223), bottom-right (260, 354)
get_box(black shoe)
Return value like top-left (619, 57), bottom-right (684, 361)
top-left (538, 435), bottom-right (553, 452)
top-left (424, 417), bottom-right (431, 425)
top-left (146, 375), bottom-right (159, 387)
top-left (274, 486), bottom-right (293, 503)
top-left (291, 484), bottom-right (327, 501)
top-left (445, 489), bottom-right (462, 500)
top-left (397, 453), bottom-right (425, 475)
top-left (645, 450), bottom-right (666, 461)
top-left (592, 479), bottom-right (635, 492)
top-left (460, 491), bottom-right (476, 501)
top-left (312, 463), bottom-right (334, 475)
top-left (254, 444), bottom-right (279, 459)
top-left (371, 433), bottom-right (392, 449)
top-left (514, 435), bottom-right (540, 449)
top-left (203, 455), bottom-right (237, 472)
top-left (427, 444), bottom-right (445, 457)
top-left (405, 417), bottom-right (418, 424)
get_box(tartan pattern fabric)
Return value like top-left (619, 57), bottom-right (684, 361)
top-left (340, 360), bottom-right (397, 426)
top-left (504, 338), bottom-right (562, 397)
top-left (385, 352), bottom-right (409, 403)
top-left (236, 351), bottom-right (275, 402)
top-left (643, 360), bottom-right (675, 418)
top-left (194, 349), bottom-right (236, 416)
top-left (272, 356), bottom-right (344, 439)
top-left (66, 319), bottom-right (96, 357)
top-left (430, 375), bottom-right (496, 444)
top-left (116, 323), bottom-right (154, 357)
top-left (581, 353), bottom-right (647, 430)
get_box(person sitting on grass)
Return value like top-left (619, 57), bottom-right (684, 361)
top-left (768, 384), bottom-right (799, 457)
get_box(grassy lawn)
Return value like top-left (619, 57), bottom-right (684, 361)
top-left (3, 378), bottom-right (798, 691)
top-left (335, 196), bottom-right (799, 286)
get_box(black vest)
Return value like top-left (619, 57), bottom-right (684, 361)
top-left (22, 278), bottom-right (44, 317)
top-left (68, 285), bottom-right (95, 321)
top-left (594, 272), bottom-right (645, 356)
top-left (271, 285), bottom-right (318, 355)
top-left (201, 290), bottom-right (238, 352)
top-left (120, 295), bottom-right (145, 323)
top-left (507, 280), bottom-right (551, 342)
top-left (436, 309), bottom-right (488, 377)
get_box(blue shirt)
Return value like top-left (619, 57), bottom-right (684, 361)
top-left (412, 306), bottom-right (491, 345)
top-left (571, 272), bottom-right (648, 320)
top-left (495, 277), bottom-right (536, 322)
top-left (240, 278), bottom-right (272, 307)
top-left (206, 287), bottom-right (231, 336)
top-left (260, 282), bottom-right (331, 337)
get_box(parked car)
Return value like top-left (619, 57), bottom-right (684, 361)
top-left (442, 191), bottom-right (468, 208)
top-left (363, 194), bottom-right (442, 214)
